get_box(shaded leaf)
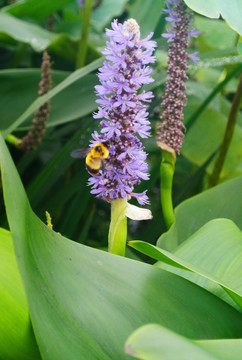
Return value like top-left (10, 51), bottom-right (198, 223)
top-left (2, 57), bottom-right (104, 136)
top-left (0, 69), bottom-right (98, 130)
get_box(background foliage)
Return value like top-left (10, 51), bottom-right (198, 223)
top-left (0, 0), bottom-right (241, 359)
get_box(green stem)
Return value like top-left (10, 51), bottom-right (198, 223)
top-left (208, 75), bottom-right (242, 187)
top-left (108, 198), bottom-right (127, 256)
top-left (75, 0), bottom-right (93, 69)
top-left (186, 64), bottom-right (242, 131)
top-left (160, 150), bottom-right (175, 230)
top-left (5, 134), bottom-right (22, 147)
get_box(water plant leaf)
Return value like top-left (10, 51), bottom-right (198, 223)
top-left (129, 0), bottom-right (165, 37)
top-left (125, 324), bottom-right (242, 360)
top-left (0, 228), bottom-right (41, 360)
top-left (91, 0), bottom-right (128, 31)
top-left (0, 13), bottom-right (77, 61)
top-left (158, 176), bottom-right (242, 251)
top-left (2, 57), bottom-right (103, 137)
top-left (129, 219), bottom-right (242, 308)
top-left (157, 218), bottom-right (242, 310)
top-left (1, 0), bottom-right (73, 20)
top-left (1, 135), bottom-right (242, 359)
top-left (0, 69), bottom-right (98, 131)
top-left (183, 107), bottom-right (242, 179)
top-left (184, 0), bottom-right (242, 35)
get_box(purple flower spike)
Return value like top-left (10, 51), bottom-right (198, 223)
top-left (157, 0), bottom-right (200, 154)
top-left (88, 18), bottom-right (157, 204)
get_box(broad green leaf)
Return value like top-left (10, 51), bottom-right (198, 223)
top-left (194, 17), bottom-right (237, 52)
top-left (0, 69), bottom-right (98, 130)
top-left (1, 0), bottom-right (73, 20)
top-left (184, 0), bottom-right (242, 35)
top-left (157, 176), bottom-right (242, 251)
top-left (91, 0), bottom-right (128, 31)
top-left (129, 0), bottom-right (165, 37)
top-left (198, 339), bottom-right (242, 360)
top-left (158, 219), bottom-right (242, 309)
top-left (125, 324), bottom-right (242, 360)
top-left (183, 107), bottom-right (242, 179)
top-left (0, 228), bottom-right (41, 360)
top-left (0, 13), bottom-right (55, 51)
top-left (1, 135), bottom-right (242, 359)
top-left (129, 219), bottom-right (242, 308)
top-left (0, 13), bottom-right (77, 61)
top-left (158, 176), bottom-right (242, 251)
top-left (1, 57), bottom-right (103, 137)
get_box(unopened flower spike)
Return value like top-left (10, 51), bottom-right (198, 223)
top-left (19, 51), bottom-right (52, 152)
top-left (157, 0), bottom-right (200, 154)
top-left (87, 18), bottom-right (157, 255)
top-left (156, 0), bottom-right (200, 229)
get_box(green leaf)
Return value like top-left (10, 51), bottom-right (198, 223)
top-left (1, 0), bottom-right (73, 20)
top-left (183, 107), bottom-right (242, 179)
top-left (129, 0), bottom-right (165, 37)
top-left (129, 219), bottom-right (242, 308)
top-left (0, 13), bottom-right (55, 51)
top-left (1, 135), bottom-right (242, 359)
top-left (125, 324), bottom-right (242, 360)
top-left (0, 228), bottom-right (41, 360)
top-left (91, 0), bottom-right (128, 31)
top-left (238, 37), bottom-right (242, 55)
top-left (0, 13), bottom-right (77, 61)
top-left (0, 69), bottom-right (98, 131)
top-left (158, 176), bottom-right (242, 251)
top-left (184, 0), bottom-right (242, 35)
top-left (158, 219), bottom-right (242, 309)
top-left (194, 17), bottom-right (237, 52)
top-left (1, 57), bottom-right (103, 136)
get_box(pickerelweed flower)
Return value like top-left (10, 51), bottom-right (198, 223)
top-left (88, 18), bottom-right (157, 205)
top-left (156, 0), bottom-right (200, 154)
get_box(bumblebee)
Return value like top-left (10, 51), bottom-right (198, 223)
top-left (71, 142), bottom-right (109, 176)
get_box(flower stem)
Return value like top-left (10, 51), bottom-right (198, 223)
top-left (160, 149), bottom-right (176, 230)
top-left (208, 75), bottom-right (242, 187)
top-left (5, 134), bottom-right (22, 147)
top-left (75, 0), bottom-right (93, 69)
top-left (108, 198), bottom-right (127, 256)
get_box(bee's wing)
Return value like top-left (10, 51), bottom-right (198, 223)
top-left (70, 148), bottom-right (89, 159)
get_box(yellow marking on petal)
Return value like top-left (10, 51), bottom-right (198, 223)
top-left (120, 77), bottom-right (125, 82)
top-left (135, 72), bottom-right (140, 76)
top-left (124, 32), bottom-right (129, 37)
top-left (117, 52), bottom-right (121, 57)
